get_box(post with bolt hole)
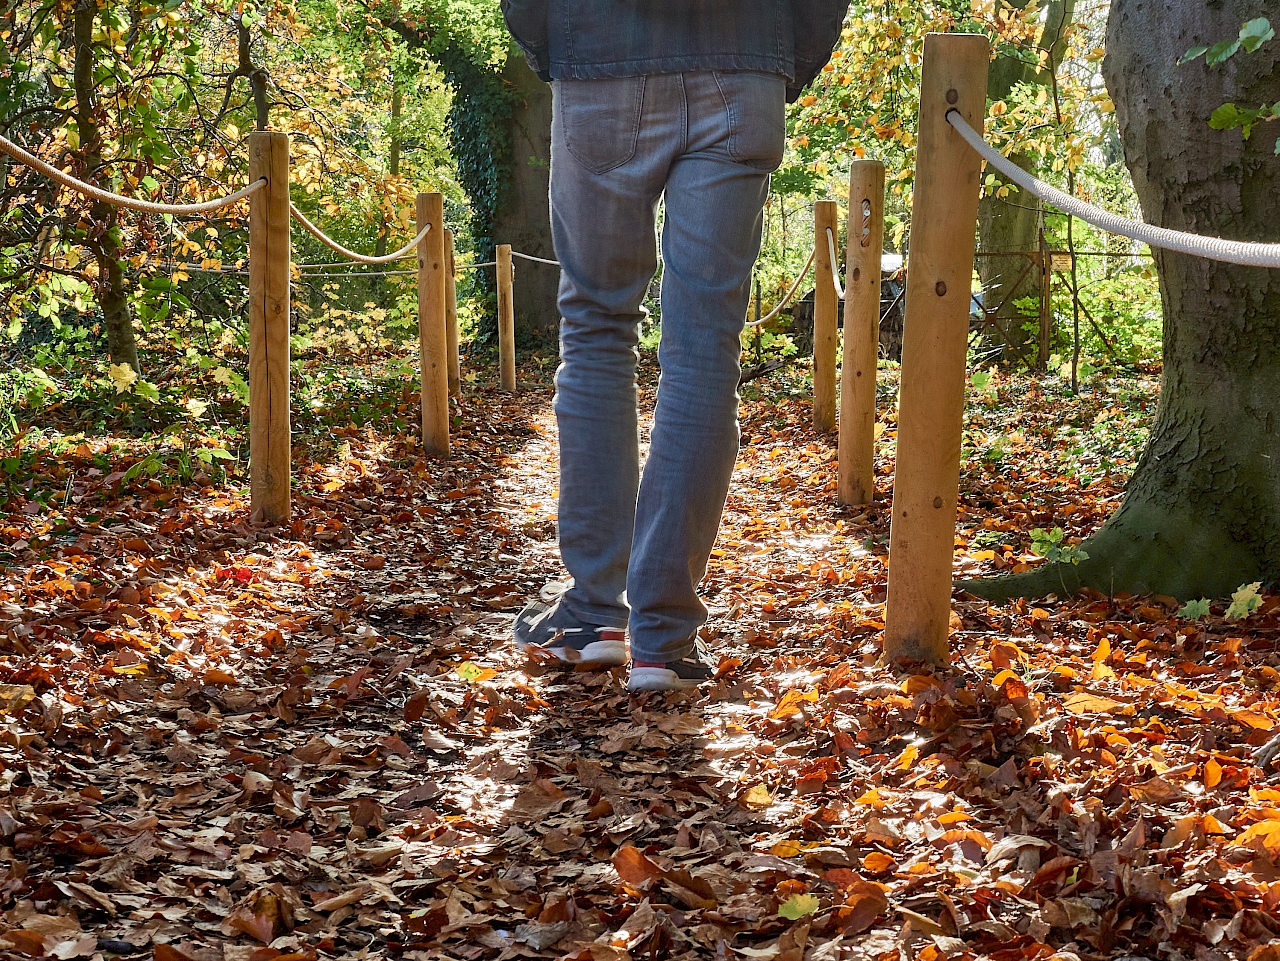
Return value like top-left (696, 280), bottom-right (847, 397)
top-left (813, 200), bottom-right (839, 433)
top-left (883, 33), bottom-right (989, 667)
top-left (248, 130), bottom-right (291, 524)
top-left (417, 192), bottom-right (449, 457)
top-left (838, 159), bottom-right (885, 507)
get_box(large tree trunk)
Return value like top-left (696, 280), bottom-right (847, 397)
top-left (74, 0), bottom-right (139, 373)
top-left (967, 0), bottom-right (1280, 601)
top-left (491, 45), bottom-right (558, 338)
top-left (976, 1), bottom-right (1072, 348)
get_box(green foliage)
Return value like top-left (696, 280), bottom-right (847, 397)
top-left (1181, 17), bottom-right (1274, 67)
top-left (1178, 583), bottom-right (1266, 620)
top-left (1029, 527), bottom-right (1089, 566)
top-left (1225, 581), bottom-right (1263, 621)
top-left (1183, 17), bottom-right (1279, 153)
top-left (1178, 598), bottom-right (1211, 620)
top-left (778, 893), bottom-right (820, 920)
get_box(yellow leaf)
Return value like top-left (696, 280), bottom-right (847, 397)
top-left (893, 744), bottom-right (919, 770)
top-left (778, 893), bottom-right (819, 920)
top-left (742, 784), bottom-right (772, 810)
top-left (107, 362), bottom-right (138, 394)
top-left (1203, 758), bottom-right (1223, 788)
top-left (769, 840), bottom-right (802, 857)
top-left (456, 662), bottom-right (496, 684)
top-left (770, 688), bottom-right (819, 719)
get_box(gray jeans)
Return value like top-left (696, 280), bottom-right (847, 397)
top-left (549, 71), bottom-right (784, 662)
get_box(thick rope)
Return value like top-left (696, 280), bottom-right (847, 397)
top-left (0, 132), bottom-right (265, 215)
top-left (825, 227), bottom-right (847, 300)
top-left (511, 250), bottom-right (561, 267)
top-left (289, 202), bottom-right (431, 265)
top-left (295, 269), bottom-right (418, 278)
top-left (946, 110), bottom-right (1280, 270)
top-left (745, 247), bottom-right (817, 328)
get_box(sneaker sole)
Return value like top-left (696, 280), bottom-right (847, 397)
top-left (518, 638), bottom-right (628, 668)
top-left (626, 666), bottom-right (708, 692)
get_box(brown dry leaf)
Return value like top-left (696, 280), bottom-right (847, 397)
top-left (1062, 691), bottom-right (1126, 714)
top-left (612, 844), bottom-right (662, 887)
top-left (509, 778), bottom-right (569, 819)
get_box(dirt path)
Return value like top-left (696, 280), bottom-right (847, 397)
top-left (2, 367), bottom-right (1279, 961)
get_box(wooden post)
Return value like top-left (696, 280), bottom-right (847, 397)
top-left (417, 192), bottom-right (449, 457)
top-left (497, 243), bottom-right (516, 392)
top-left (248, 131), bottom-right (290, 524)
top-left (813, 200), bottom-right (839, 433)
top-left (883, 33), bottom-right (989, 667)
top-left (445, 228), bottom-right (461, 397)
top-left (838, 160), bottom-right (885, 506)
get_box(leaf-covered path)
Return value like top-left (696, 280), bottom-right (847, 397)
top-left (3, 362), bottom-right (1280, 961)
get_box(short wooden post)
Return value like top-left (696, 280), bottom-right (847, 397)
top-left (813, 200), bottom-right (839, 433)
top-left (497, 243), bottom-right (516, 392)
top-left (445, 228), bottom-right (461, 397)
top-left (417, 192), bottom-right (449, 457)
top-left (883, 33), bottom-right (989, 667)
top-left (838, 160), bottom-right (885, 506)
top-left (248, 131), bottom-right (291, 524)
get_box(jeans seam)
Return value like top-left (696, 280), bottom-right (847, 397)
top-left (710, 70), bottom-right (744, 165)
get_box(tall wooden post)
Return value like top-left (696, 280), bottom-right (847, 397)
top-left (445, 228), bottom-right (461, 397)
top-left (248, 131), bottom-right (291, 524)
top-left (813, 200), bottom-right (839, 433)
top-left (417, 192), bottom-right (449, 457)
top-left (883, 33), bottom-right (989, 666)
top-left (838, 160), bottom-right (885, 506)
top-left (497, 243), bottom-right (516, 392)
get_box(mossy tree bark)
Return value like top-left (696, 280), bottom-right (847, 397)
top-left (976, 0), bottom-right (1072, 339)
top-left (966, 0), bottom-right (1280, 602)
top-left (492, 46), bottom-right (558, 338)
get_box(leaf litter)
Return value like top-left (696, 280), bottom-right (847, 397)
top-left (1, 361), bottom-right (1278, 960)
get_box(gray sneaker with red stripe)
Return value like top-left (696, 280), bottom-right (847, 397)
top-left (627, 638), bottom-right (718, 692)
top-left (512, 582), bottom-right (628, 668)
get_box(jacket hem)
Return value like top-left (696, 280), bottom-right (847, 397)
top-left (549, 54), bottom-right (795, 83)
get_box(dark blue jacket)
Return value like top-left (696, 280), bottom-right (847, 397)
top-left (501, 0), bottom-right (850, 103)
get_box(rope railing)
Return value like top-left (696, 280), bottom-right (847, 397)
top-left (511, 250), bottom-right (561, 267)
top-left (0, 132), bottom-right (266, 215)
top-left (946, 110), bottom-right (1280, 270)
top-left (456, 261), bottom-right (498, 271)
top-left (288, 201), bottom-right (431, 265)
top-left (745, 247), bottom-right (817, 328)
top-left (825, 227), bottom-right (847, 300)
top-left (295, 269), bottom-right (418, 278)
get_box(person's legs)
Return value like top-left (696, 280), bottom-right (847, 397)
top-left (627, 71), bottom-right (786, 670)
top-left (544, 75), bottom-right (683, 633)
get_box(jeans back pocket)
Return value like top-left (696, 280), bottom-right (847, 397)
top-left (712, 71), bottom-right (786, 172)
top-left (556, 76), bottom-right (646, 175)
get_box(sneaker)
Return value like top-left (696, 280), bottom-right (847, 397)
top-left (513, 587), bottom-right (628, 668)
top-left (627, 639), bottom-right (718, 692)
